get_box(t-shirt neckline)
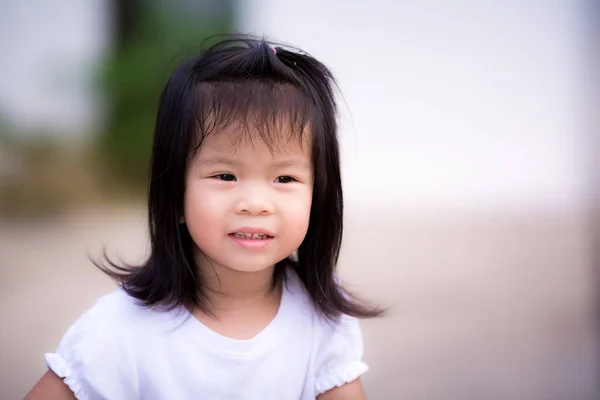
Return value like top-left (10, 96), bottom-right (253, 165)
top-left (177, 272), bottom-right (296, 356)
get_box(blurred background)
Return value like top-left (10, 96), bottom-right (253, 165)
top-left (0, 0), bottom-right (598, 399)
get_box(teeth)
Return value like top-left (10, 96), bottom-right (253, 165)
top-left (233, 232), bottom-right (269, 239)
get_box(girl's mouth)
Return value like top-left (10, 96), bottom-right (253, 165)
top-left (230, 232), bottom-right (272, 240)
top-left (228, 232), bottom-right (274, 249)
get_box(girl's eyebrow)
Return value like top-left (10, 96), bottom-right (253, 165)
top-left (195, 157), bottom-right (240, 166)
top-left (272, 159), bottom-right (311, 169)
top-left (195, 157), bottom-right (310, 169)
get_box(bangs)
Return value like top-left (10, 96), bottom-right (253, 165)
top-left (192, 80), bottom-right (315, 154)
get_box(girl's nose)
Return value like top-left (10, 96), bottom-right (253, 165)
top-left (235, 186), bottom-right (274, 216)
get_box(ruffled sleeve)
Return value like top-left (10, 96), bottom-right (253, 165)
top-left (314, 314), bottom-right (369, 396)
top-left (44, 291), bottom-right (138, 400)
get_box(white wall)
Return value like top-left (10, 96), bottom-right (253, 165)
top-left (0, 0), bottom-right (110, 137)
top-left (237, 0), bottom-right (594, 213)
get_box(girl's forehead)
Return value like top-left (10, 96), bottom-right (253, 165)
top-left (199, 124), bottom-right (311, 158)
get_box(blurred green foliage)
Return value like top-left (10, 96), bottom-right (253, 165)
top-left (0, 139), bottom-right (100, 218)
top-left (98, 6), bottom-right (231, 193)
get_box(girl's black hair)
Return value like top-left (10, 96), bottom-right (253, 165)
top-left (97, 35), bottom-right (382, 321)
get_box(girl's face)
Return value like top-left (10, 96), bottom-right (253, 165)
top-left (184, 126), bottom-right (313, 275)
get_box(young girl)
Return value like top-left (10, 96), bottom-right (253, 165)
top-left (26, 36), bottom-right (381, 400)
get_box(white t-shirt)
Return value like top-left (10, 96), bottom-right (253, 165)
top-left (45, 269), bottom-right (368, 399)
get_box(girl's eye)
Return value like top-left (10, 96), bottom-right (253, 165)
top-left (213, 174), bottom-right (236, 181)
top-left (275, 176), bottom-right (296, 184)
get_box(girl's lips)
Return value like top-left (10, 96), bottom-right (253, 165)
top-left (230, 227), bottom-right (275, 237)
top-left (228, 233), bottom-right (274, 249)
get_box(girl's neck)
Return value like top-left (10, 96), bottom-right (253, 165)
top-left (191, 252), bottom-right (284, 339)
top-left (195, 252), bottom-right (279, 310)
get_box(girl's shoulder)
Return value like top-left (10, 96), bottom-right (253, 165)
top-left (48, 287), bottom-right (180, 354)
top-left (59, 288), bottom-right (148, 335)
top-left (283, 268), bottom-right (369, 395)
top-left (282, 267), bottom-right (364, 348)
top-left (44, 288), bottom-right (163, 398)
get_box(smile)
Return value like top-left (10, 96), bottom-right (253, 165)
top-left (228, 229), bottom-right (274, 249)
top-left (231, 232), bottom-right (271, 240)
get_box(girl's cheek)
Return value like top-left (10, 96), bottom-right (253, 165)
top-left (186, 186), bottom-right (225, 213)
